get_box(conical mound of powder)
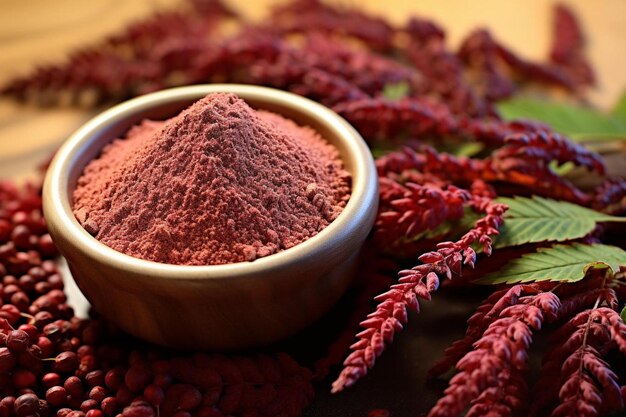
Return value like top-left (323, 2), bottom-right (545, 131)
top-left (72, 93), bottom-right (351, 265)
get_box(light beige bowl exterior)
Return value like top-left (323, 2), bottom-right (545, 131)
top-left (43, 84), bottom-right (378, 350)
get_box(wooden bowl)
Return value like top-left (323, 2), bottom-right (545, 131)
top-left (42, 84), bottom-right (378, 350)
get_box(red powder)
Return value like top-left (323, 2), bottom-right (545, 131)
top-left (72, 93), bottom-right (351, 265)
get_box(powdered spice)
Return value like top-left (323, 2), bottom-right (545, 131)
top-left (72, 93), bottom-right (351, 265)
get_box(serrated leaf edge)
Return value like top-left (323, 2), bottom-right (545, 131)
top-left (475, 243), bottom-right (626, 285)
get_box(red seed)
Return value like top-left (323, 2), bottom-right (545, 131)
top-left (6, 330), bottom-right (30, 352)
top-left (78, 345), bottom-right (95, 358)
top-left (124, 367), bottom-right (151, 393)
top-left (46, 386), bottom-right (68, 407)
top-left (0, 347), bottom-right (17, 372)
top-left (88, 386), bottom-right (106, 403)
top-left (0, 304), bottom-right (20, 325)
top-left (115, 386), bottom-right (132, 407)
top-left (47, 289), bottom-right (67, 304)
top-left (0, 242), bottom-right (16, 261)
top-left (17, 344), bottom-right (42, 371)
top-left (34, 311), bottom-right (54, 326)
top-left (85, 370), bottom-right (105, 388)
top-left (81, 323), bottom-right (102, 345)
top-left (43, 323), bottom-right (62, 340)
top-left (41, 260), bottom-right (56, 274)
top-left (121, 401), bottom-right (155, 417)
top-left (57, 408), bottom-right (72, 417)
top-left (38, 399), bottom-right (51, 417)
top-left (0, 397), bottom-right (16, 417)
top-left (105, 369), bottom-right (123, 390)
top-left (38, 234), bottom-right (57, 257)
top-left (150, 360), bottom-right (170, 374)
top-left (11, 292), bottom-right (30, 311)
top-left (55, 351), bottom-right (79, 373)
top-left (64, 376), bottom-right (83, 397)
top-left (27, 266), bottom-right (46, 281)
top-left (78, 354), bottom-right (96, 375)
top-left (18, 274), bottom-right (35, 292)
top-left (58, 339), bottom-right (74, 352)
top-left (178, 386), bottom-right (201, 411)
top-left (47, 274), bottom-right (63, 290)
top-left (12, 370), bottom-right (37, 389)
top-left (12, 212), bottom-right (29, 226)
top-left (37, 336), bottom-right (55, 357)
top-left (11, 225), bottom-right (32, 249)
top-left (2, 275), bottom-right (17, 286)
top-left (28, 235), bottom-right (39, 248)
top-left (143, 385), bottom-right (164, 406)
top-left (86, 411), bottom-right (103, 417)
top-left (0, 219), bottom-right (11, 243)
top-left (153, 373), bottom-right (172, 388)
top-left (13, 393), bottom-right (39, 417)
top-left (17, 324), bottom-right (38, 341)
top-left (2, 284), bottom-right (20, 300)
top-left (100, 397), bottom-right (118, 416)
top-left (80, 399), bottom-right (99, 413)
top-left (35, 281), bottom-right (51, 294)
top-left (67, 395), bottom-right (83, 410)
top-left (42, 373), bottom-right (62, 389)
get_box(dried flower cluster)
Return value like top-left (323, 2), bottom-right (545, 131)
top-left (1, 0), bottom-right (625, 416)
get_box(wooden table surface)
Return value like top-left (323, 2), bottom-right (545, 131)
top-left (1, 1), bottom-right (625, 416)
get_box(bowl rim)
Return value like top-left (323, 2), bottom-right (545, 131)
top-left (43, 84), bottom-right (378, 280)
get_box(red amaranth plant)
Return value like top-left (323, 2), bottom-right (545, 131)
top-left (375, 179), bottom-right (470, 248)
top-left (375, 142), bottom-right (621, 213)
top-left (2, 0), bottom-right (236, 105)
top-left (426, 273), bottom-right (626, 417)
top-left (458, 28), bottom-right (579, 101)
top-left (402, 17), bottom-right (491, 117)
top-left (428, 288), bottom-right (561, 417)
top-left (267, 0), bottom-right (396, 51)
top-left (549, 4), bottom-right (595, 86)
top-left (528, 280), bottom-right (626, 417)
top-left (2, 1), bottom-right (593, 110)
top-left (331, 196), bottom-right (508, 392)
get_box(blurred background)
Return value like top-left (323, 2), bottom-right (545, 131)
top-left (1, 0), bottom-right (625, 181)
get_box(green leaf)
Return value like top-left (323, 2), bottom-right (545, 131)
top-left (476, 243), bottom-right (626, 285)
top-left (569, 133), bottom-right (626, 142)
top-left (497, 97), bottom-right (626, 141)
top-left (612, 91), bottom-right (626, 123)
top-left (494, 196), bottom-right (626, 249)
top-left (382, 82), bottom-right (410, 101)
top-left (621, 305), bottom-right (626, 323)
top-left (549, 160), bottom-right (575, 176)
top-left (451, 142), bottom-right (484, 157)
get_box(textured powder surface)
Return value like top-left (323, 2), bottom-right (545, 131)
top-left (72, 93), bottom-right (351, 265)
